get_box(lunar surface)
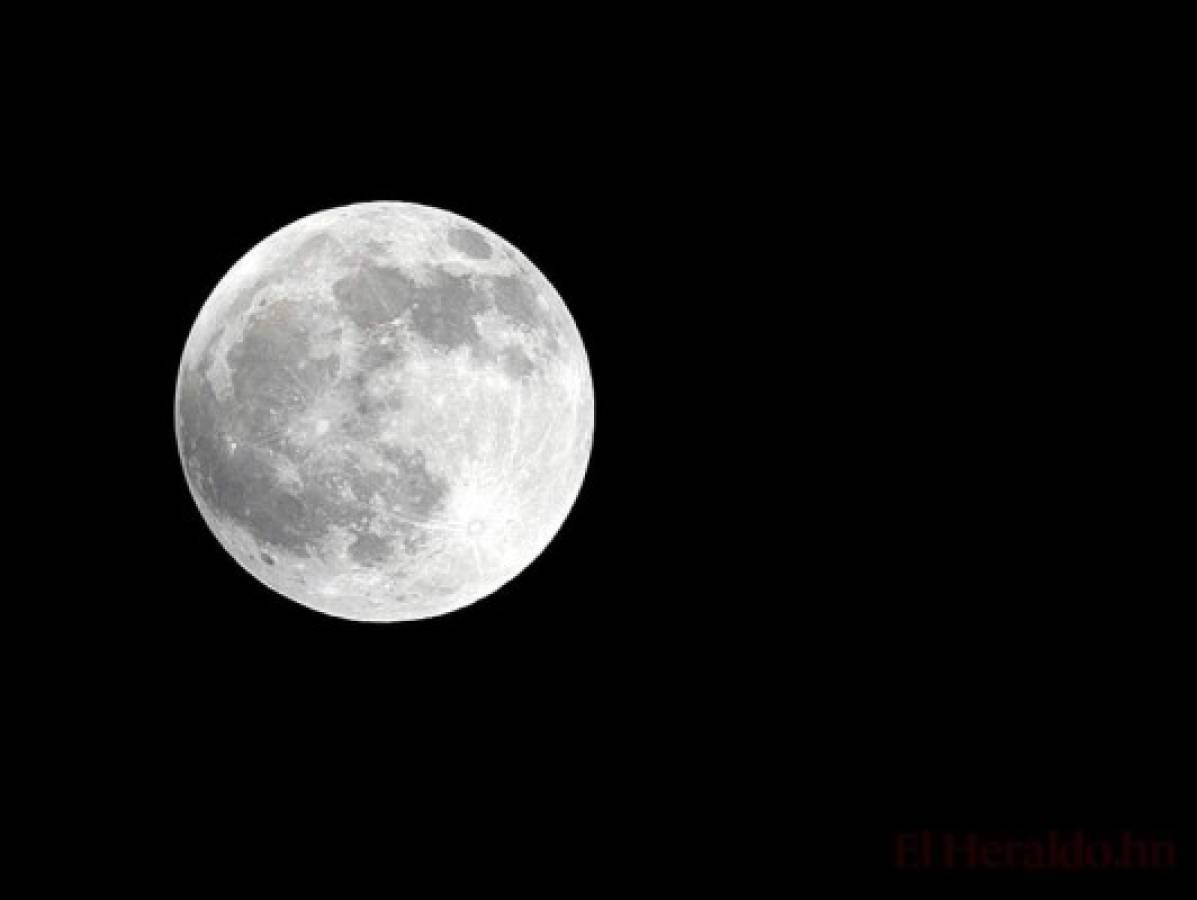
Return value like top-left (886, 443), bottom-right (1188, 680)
top-left (175, 202), bottom-right (594, 621)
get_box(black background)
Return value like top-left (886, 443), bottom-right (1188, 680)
top-left (31, 14), bottom-right (1187, 888)
top-left (66, 68), bottom-right (779, 884)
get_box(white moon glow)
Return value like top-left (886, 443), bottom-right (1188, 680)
top-left (175, 202), bottom-right (594, 621)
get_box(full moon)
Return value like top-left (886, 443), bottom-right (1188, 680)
top-left (175, 202), bottom-right (594, 621)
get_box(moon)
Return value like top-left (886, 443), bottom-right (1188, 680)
top-left (175, 202), bottom-right (594, 622)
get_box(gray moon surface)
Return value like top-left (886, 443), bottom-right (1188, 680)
top-left (175, 202), bottom-right (594, 621)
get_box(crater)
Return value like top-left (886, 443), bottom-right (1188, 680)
top-left (447, 227), bottom-right (492, 260)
